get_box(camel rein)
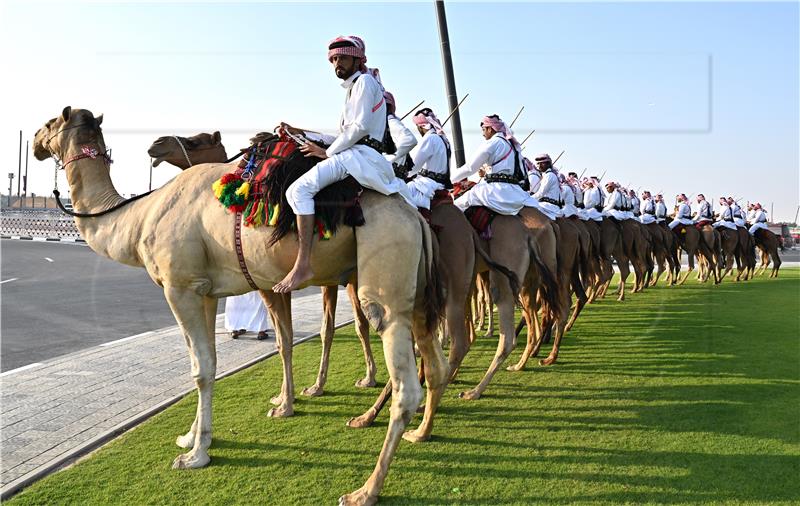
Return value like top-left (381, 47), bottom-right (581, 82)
top-left (52, 144), bottom-right (155, 218)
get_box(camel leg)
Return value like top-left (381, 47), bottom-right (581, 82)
top-left (460, 271), bottom-right (517, 400)
top-left (303, 286), bottom-right (337, 397)
top-left (445, 296), bottom-right (471, 383)
top-left (346, 283), bottom-right (377, 388)
top-left (166, 288), bottom-right (217, 469)
top-left (261, 291), bottom-right (295, 417)
top-left (507, 285), bottom-right (541, 371)
top-left (616, 255), bottom-right (629, 301)
top-left (339, 321), bottom-right (422, 506)
top-left (540, 300), bottom-right (569, 366)
top-left (403, 316), bottom-right (449, 443)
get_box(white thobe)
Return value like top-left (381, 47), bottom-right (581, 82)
top-left (385, 114), bottom-right (417, 166)
top-left (631, 196), bottom-right (641, 217)
top-left (694, 200), bottom-right (713, 223)
top-left (451, 133), bottom-right (539, 215)
top-left (713, 204), bottom-right (738, 230)
top-left (406, 129), bottom-right (449, 209)
top-left (287, 71), bottom-right (412, 215)
top-left (533, 170), bottom-right (562, 220)
top-left (655, 202), bottom-right (667, 223)
top-left (582, 187), bottom-right (603, 221)
top-left (527, 170), bottom-right (542, 195)
top-left (224, 292), bottom-right (271, 332)
top-left (669, 202), bottom-right (695, 229)
top-left (561, 184), bottom-right (578, 218)
top-left (639, 198), bottom-right (656, 224)
top-left (749, 210), bottom-right (768, 234)
top-left (603, 190), bottom-right (628, 221)
top-left (731, 204), bottom-right (746, 227)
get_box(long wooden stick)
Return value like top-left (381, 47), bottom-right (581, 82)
top-left (578, 168), bottom-right (587, 179)
top-left (598, 169), bottom-right (607, 182)
top-left (520, 129), bottom-right (535, 146)
top-left (509, 106), bottom-right (525, 128)
top-left (399, 100), bottom-right (425, 121)
top-left (441, 93), bottom-right (470, 127)
top-left (553, 150), bottom-right (565, 164)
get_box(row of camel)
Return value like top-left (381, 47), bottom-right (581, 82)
top-left (33, 108), bottom-right (783, 506)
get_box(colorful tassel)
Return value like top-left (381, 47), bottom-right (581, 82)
top-left (235, 181), bottom-right (250, 199)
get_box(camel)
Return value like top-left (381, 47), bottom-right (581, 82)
top-left (148, 132), bottom-right (229, 169)
top-left (35, 107), bottom-right (449, 506)
top-left (148, 132), bottom-right (379, 392)
top-left (717, 226), bottom-right (740, 281)
top-left (735, 227), bottom-right (757, 281)
top-left (669, 219), bottom-right (719, 285)
top-left (752, 229), bottom-right (782, 277)
top-left (645, 222), bottom-right (678, 286)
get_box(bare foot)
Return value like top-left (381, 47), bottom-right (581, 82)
top-left (272, 264), bottom-right (314, 293)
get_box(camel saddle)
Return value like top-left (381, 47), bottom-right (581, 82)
top-left (212, 133), bottom-right (364, 245)
top-left (464, 206), bottom-right (497, 240)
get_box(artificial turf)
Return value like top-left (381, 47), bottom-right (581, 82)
top-left (8, 269), bottom-right (800, 505)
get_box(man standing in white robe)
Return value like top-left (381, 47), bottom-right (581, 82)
top-left (451, 114), bottom-right (538, 215)
top-left (275, 35), bottom-right (412, 293)
top-left (225, 292), bottom-right (272, 340)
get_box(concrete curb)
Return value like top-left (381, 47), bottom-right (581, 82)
top-left (1, 235), bottom-right (86, 243)
top-left (0, 318), bottom-right (354, 500)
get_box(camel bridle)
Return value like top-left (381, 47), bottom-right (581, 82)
top-left (172, 136), bottom-right (193, 167)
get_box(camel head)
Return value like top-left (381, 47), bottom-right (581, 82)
top-left (147, 131), bottom-right (226, 170)
top-left (33, 106), bottom-right (105, 162)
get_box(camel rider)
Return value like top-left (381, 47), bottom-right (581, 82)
top-left (619, 187), bottom-right (633, 220)
top-left (559, 173), bottom-right (579, 219)
top-left (629, 189), bottom-right (641, 218)
top-left (713, 197), bottom-right (737, 230)
top-left (655, 193), bottom-right (668, 223)
top-left (639, 190), bottom-right (656, 224)
top-left (525, 157), bottom-right (542, 194)
top-left (669, 193), bottom-right (694, 230)
top-left (693, 194), bottom-right (713, 225)
top-left (602, 182), bottom-right (628, 221)
top-left (532, 153), bottom-right (562, 220)
top-left (728, 197), bottom-right (746, 227)
top-left (746, 203), bottom-right (756, 226)
top-left (451, 114), bottom-right (537, 215)
top-left (383, 91), bottom-right (418, 179)
top-left (274, 35), bottom-right (413, 293)
top-left (582, 178), bottom-right (603, 222)
top-left (748, 203), bottom-right (769, 235)
top-left (568, 172), bottom-right (586, 219)
top-left (405, 107), bottom-right (451, 210)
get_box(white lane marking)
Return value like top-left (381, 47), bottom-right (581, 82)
top-left (0, 278), bottom-right (19, 285)
top-left (99, 331), bottom-right (155, 347)
top-left (0, 362), bottom-right (43, 377)
top-left (45, 257), bottom-right (54, 262)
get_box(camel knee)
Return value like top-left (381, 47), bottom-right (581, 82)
top-left (390, 382), bottom-right (423, 423)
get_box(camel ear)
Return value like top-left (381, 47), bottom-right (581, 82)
top-left (212, 131), bottom-right (221, 144)
top-left (61, 106), bottom-right (71, 122)
top-left (95, 114), bottom-right (103, 126)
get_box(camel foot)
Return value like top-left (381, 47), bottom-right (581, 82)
top-left (175, 432), bottom-right (195, 449)
top-left (272, 264), bottom-right (314, 294)
top-left (267, 404), bottom-right (294, 418)
top-left (270, 394), bottom-right (283, 406)
top-left (171, 450), bottom-right (210, 470)
top-left (354, 377), bottom-right (376, 388)
top-left (346, 409), bottom-right (377, 429)
top-left (339, 487), bottom-right (377, 506)
top-left (301, 384), bottom-right (324, 397)
top-left (402, 428), bottom-right (431, 443)
top-left (539, 355), bottom-right (557, 366)
top-left (459, 389), bottom-right (482, 401)
top-left (506, 363), bottom-right (524, 372)
top-left (617, 294), bottom-right (625, 302)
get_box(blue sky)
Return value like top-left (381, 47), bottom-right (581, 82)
top-left (2, 1), bottom-right (798, 220)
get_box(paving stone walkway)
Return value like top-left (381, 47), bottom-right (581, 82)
top-left (0, 288), bottom-right (353, 498)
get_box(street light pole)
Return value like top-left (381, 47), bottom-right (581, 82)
top-left (17, 130), bottom-right (22, 196)
top-left (434, 0), bottom-right (465, 166)
top-left (7, 173), bottom-right (14, 207)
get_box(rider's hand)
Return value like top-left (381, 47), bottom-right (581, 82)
top-left (299, 142), bottom-right (327, 160)
top-left (277, 122), bottom-right (304, 135)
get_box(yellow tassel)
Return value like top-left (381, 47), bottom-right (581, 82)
top-left (212, 180), bottom-right (224, 199)
top-left (235, 181), bottom-right (250, 199)
top-left (253, 201), bottom-right (265, 226)
top-left (268, 203), bottom-right (280, 226)
top-left (322, 229), bottom-right (333, 240)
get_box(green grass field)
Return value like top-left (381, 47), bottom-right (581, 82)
top-left (9, 270), bottom-right (800, 505)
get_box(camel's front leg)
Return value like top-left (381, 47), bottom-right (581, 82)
top-left (303, 286), bottom-right (337, 397)
top-left (348, 283), bottom-right (377, 388)
top-left (339, 321), bottom-right (421, 506)
top-left (508, 286), bottom-right (541, 371)
top-left (165, 288), bottom-right (217, 469)
top-left (261, 291), bottom-right (295, 417)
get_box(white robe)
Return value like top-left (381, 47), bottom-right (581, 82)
top-left (582, 187), bottom-right (603, 221)
top-left (224, 292), bottom-right (271, 332)
top-left (749, 209), bottom-right (768, 234)
top-left (385, 114), bottom-right (417, 166)
top-left (713, 204), bottom-right (737, 230)
top-left (533, 169), bottom-right (561, 220)
top-left (452, 133), bottom-right (539, 215)
top-left (288, 71), bottom-right (412, 215)
top-left (669, 202), bottom-right (695, 229)
top-left (655, 201), bottom-right (667, 223)
top-left (406, 129), bottom-right (449, 210)
top-left (639, 198), bottom-right (656, 224)
top-left (560, 184), bottom-right (579, 218)
top-left (603, 190), bottom-right (628, 221)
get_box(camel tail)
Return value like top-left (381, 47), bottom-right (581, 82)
top-left (471, 229), bottom-right (520, 298)
top-left (528, 234), bottom-right (562, 322)
top-left (420, 216), bottom-right (446, 335)
top-left (571, 252), bottom-right (588, 303)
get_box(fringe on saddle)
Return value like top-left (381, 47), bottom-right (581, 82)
top-left (212, 133), bottom-right (364, 245)
top-left (464, 206), bottom-right (497, 241)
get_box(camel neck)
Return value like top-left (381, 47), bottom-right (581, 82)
top-left (64, 151), bottom-right (144, 267)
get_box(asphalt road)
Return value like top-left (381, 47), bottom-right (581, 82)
top-left (0, 240), bottom-right (319, 371)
